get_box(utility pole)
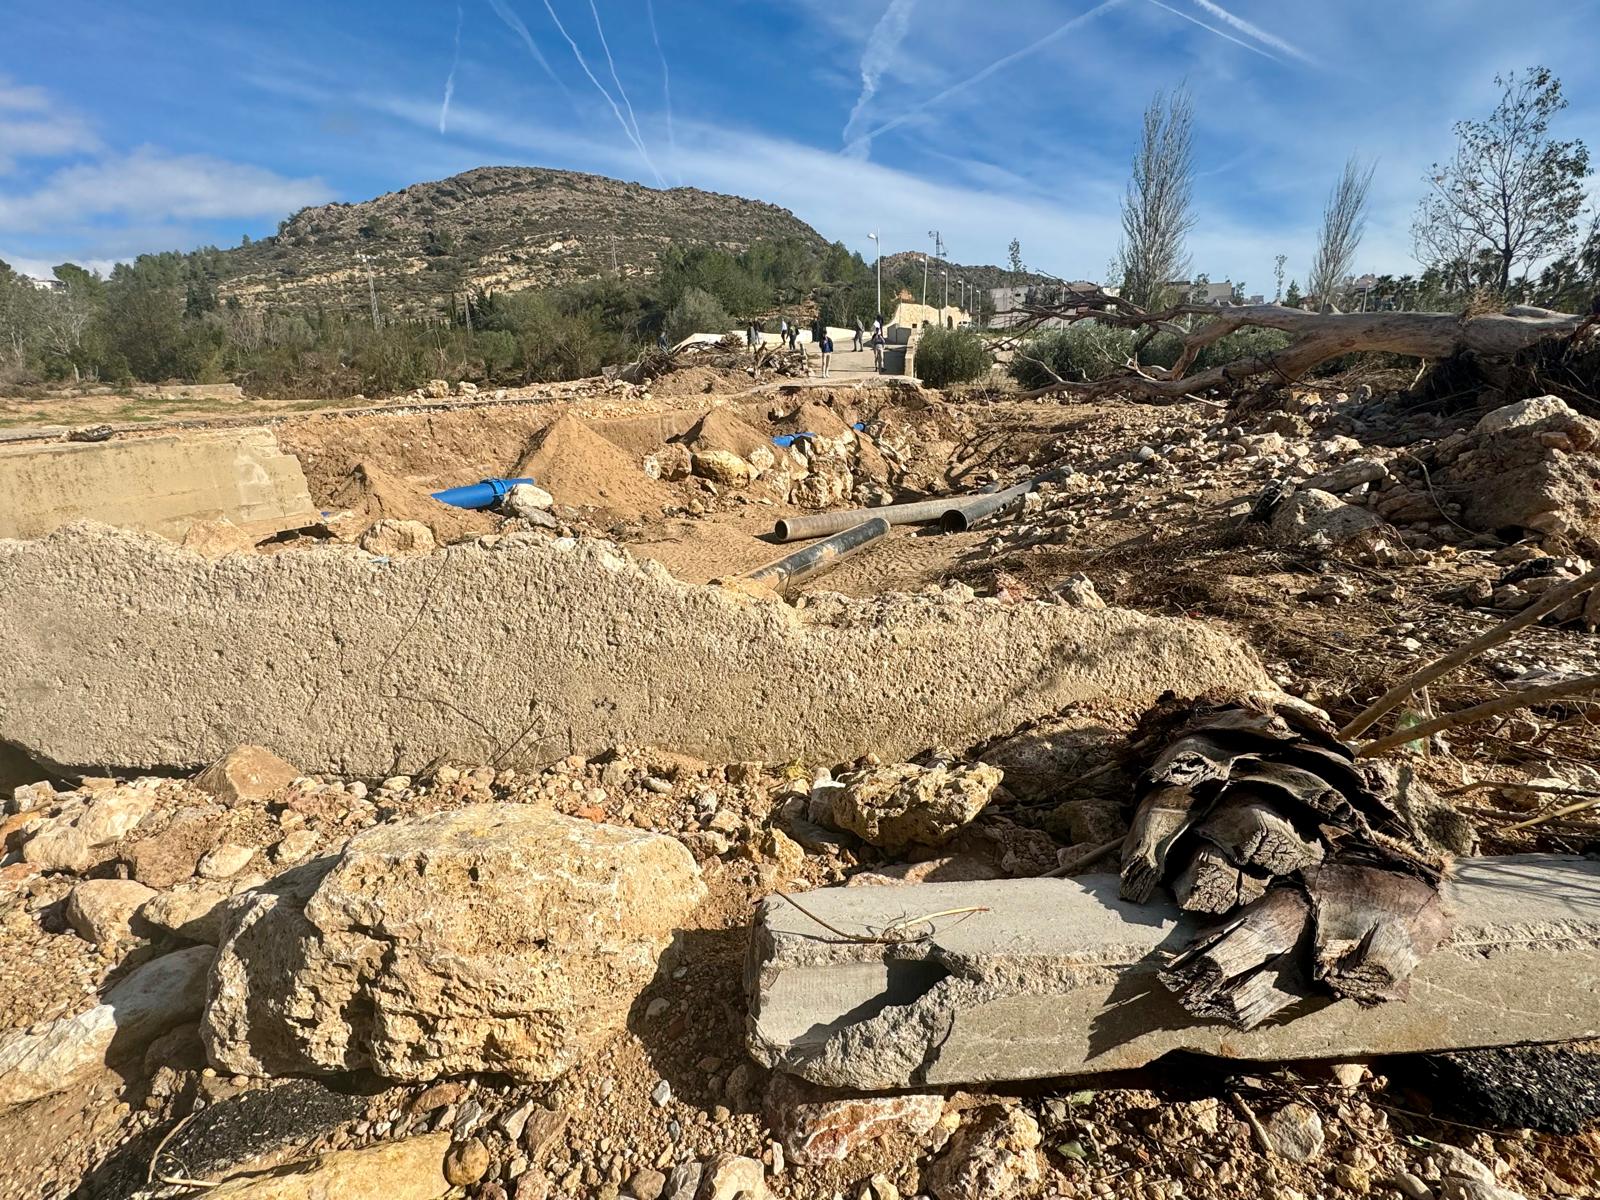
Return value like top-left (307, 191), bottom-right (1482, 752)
top-left (921, 255), bottom-right (929, 306)
top-left (868, 230), bottom-right (881, 320)
top-left (942, 268), bottom-right (949, 310)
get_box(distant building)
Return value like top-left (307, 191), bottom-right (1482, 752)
top-left (24, 276), bottom-right (64, 292)
top-left (1164, 279), bottom-right (1240, 305)
top-left (987, 281), bottom-right (1102, 328)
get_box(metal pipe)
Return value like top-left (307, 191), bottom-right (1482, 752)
top-left (775, 498), bottom-right (953, 543)
top-left (939, 479), bottom-right (1036, 533)
top-left (742, 518), bottom-right (890, 592)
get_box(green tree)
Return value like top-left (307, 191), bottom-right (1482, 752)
top-left (665, 287), bottom-right (731, 342)
top-left (1284, 279), bottom-right (1303, 308)
top-left (1413, 67), bottom-right (1589, 296)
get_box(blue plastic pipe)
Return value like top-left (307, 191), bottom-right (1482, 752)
top-left (431, 477), bottom-right (535, 509)
top-left (772, 433), bottom-right (815, 449)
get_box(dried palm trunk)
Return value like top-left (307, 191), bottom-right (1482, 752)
top-left (1120, 696), bottom-right (1454, 1029)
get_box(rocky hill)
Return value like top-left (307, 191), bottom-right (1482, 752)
top-left (878, 250), bottom-right (1061, 301)
top-left (214, 167), bottom-right (830, 315)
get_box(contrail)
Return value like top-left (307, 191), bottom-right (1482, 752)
top-left (842, 0), bottom-right (918, 158)
top-left (854, 0), bottom-right (1128, 151)
top-left (1145, 0), bottom-right (1277, 61)
top-left (484, 0), bottom-right (573, 100)
top-left (644, 0), bottom-right (679, 183)
top-left (440, 0), bottom-right (464, 133)
top-left (588, 0), bottom-right (646, 155)
top-left (539, 0), bottom-right (665, 184)
top-left (1189, 0), bottom-right (1314, 64)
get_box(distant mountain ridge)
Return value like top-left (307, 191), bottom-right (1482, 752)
top-left (877, 250), bottom-right (1061, 302)
top-left (211, 166), bottom-right (832, 315)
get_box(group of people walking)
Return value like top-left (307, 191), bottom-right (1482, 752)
top-left (743, 313), bottom-right (890, 377)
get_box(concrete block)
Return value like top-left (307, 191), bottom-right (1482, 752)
top-left (746, 855), bottom-right (1600, 1089)
top-left (0, 525), bottom-right (1268, 776)
top-left (0, 428), bottom-right (317, 540)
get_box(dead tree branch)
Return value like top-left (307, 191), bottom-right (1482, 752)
top-left (992, 289), bottom-right (1592, 404)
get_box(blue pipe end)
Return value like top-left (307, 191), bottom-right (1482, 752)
top-left (431, 477), bottom-right (536, 509)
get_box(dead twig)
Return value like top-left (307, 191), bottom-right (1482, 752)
top-left (774, 891), bottom-right (988, 943)
top-left (1505, 795), bottom-right (1600, 830)
top-left (1358, 672), bottom-right (1600, 757)
top-left (1042, 839), bottom-right (1123, 877)
top-left (147, 1111), bottom-right (220, 1191)
top-left (1340, 565), bottom-right (1600, 739)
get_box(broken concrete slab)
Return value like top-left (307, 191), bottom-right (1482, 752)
top-left (0, 525), bottom-right (1268, 776)
top-left (0, 428), bottom-right (317, 541)
top-left (745, 855), bottom-right (1600, 1089)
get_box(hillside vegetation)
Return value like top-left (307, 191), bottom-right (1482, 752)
top-left (0, 168), bottom-right (883, 397)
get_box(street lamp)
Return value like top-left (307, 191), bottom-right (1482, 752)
top-left (921, 255), bottom-right (929, 306)
top-left (867, 230), bottom-right (881, 323)
top-left (942, 268), bottom-right (948, 310)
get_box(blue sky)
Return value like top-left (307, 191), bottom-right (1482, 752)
top-left (2, 0), bottom-right (1597, 295)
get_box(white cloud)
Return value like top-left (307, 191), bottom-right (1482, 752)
top-left (841, 0), bottom-right (920, 158)
top-left (0, 147), bottom-right (331, 232)
top-left (0, 74), bottom-right (100, 172)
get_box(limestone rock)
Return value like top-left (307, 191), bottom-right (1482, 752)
top-left (645, 444), bottom-right (692, 482)
top-left (423, 378), bottom-right (451, 399)
top-left (829, 762), bottom-right (1003, 851)
top-left (1304, 457), bottom-right (1387, 494)
top-left (1263, 1100), bottom-right (1324, 1162)
top-left (360, 519), bottom-right (437, 558)
top-left (444, 1136), bottom-right (491, 1185)
top-left (194, 746), bottom-right (299, 807)
top-left (691, 449), bottom-right (753, 489)
top-left (205, 1133), bottom-right (450, 1199)
top-left (1472, 395), bottom-right (1574, 437)
top-left (1269, 489), bottom-right (1379, 548)
top-left (203, 805), bottom-right (705, 1082)
top-left (504, 484), bottom-right (556, 519)
top-left (20, 785), bottom-right (158, 873)
top-left (697, 1153), bottom-right (771, 1200)
top-left (66, 878), bottom-right (157, 947)
top-left (140, 876), bottom-right (265, 945)
top-left (122, 803), bottom-right (224, 887)
top-left (0, 946), bottom-right (212, 1109)
top-left (199, 842), bottom-right (257, 880)
top-left (923, 1105), bottom-right (1042, 1200)
top-left (765, 1073), bottom-right (944, 1165)
top-left (1443, 396), bottom-right (1600, 539)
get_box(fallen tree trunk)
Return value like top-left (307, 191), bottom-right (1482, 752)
top-left (1001, 292), bottom-right (1592, 403)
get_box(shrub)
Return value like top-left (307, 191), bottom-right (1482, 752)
top-left (1008, 322), bottom-right (1293, 388)
top-left (915, 327), bottom-right (991, 388)
top-left (665, 286), bottom-right (731, 343)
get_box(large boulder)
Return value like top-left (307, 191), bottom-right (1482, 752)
top-left (1440, 396), bottom-right (1600, 539)
top-left (827, 762), bottom-right (1003, 851)
top-left (203, 805), bottom-right (705, 1083)
top-left (1268, 489), bottom-right (1379, 548)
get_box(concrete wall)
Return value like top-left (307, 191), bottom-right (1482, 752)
top-left (0, 525), bottom-right (1269, 776)
top-left (0, 429), bottom-right (318, 541)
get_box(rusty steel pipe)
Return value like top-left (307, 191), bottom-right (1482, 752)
top-left (774, 498), bottom-right (957, 542)
top-left (939, 479), bottom-right (1037, 533)
top-left (742, 517), bottom-right (891, 592)
top-left (773, 483), bottom-right (1006, 543)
